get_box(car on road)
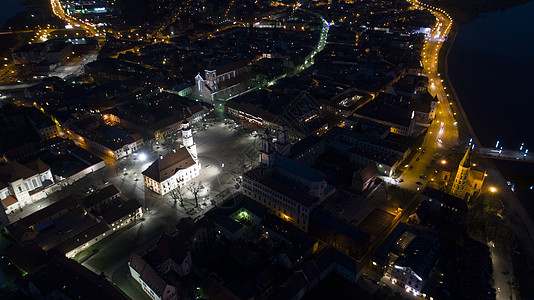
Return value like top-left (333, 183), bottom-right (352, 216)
top-left (419, 175), bottom-right (427, 179)
top-left (396, 178), bottom-right (404, 183)
top-left (416, 157), bottom-right (420, 161)
top-left (205, 164), bottom-right (211, 168)
top-left (415, 181), bottom-right (423, 185)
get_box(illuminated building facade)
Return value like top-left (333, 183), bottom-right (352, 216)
top-left (142, 122), bottom-right (200, 195)
top-left (0, 160), bottom-right (54, 213)
top-left (451, 144), bottom-right (485, 199)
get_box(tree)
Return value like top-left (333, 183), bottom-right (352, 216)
top-left (170, 187), bottom-right (185, 207)
top-left (235, 154), bottom-right (250, 175)
top-left (188, 181), bottom-right (204, 208)
top-left (246, 151), bottom-right (258, 170)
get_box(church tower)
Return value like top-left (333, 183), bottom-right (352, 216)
top-left (275, 126), bottom-right (291, 157)
top-left (451, 143), bottom-right (474, 199)
top-left (408, 110), bottom-right (416, 135)
top-left (260, 129), bottom-right (275, 168)
top-left (204, 61), bottom-right (217, 90)
top-left (195, 73), bottom-right (205, 97)
top-left (182, 120), bottom-right (197, 160)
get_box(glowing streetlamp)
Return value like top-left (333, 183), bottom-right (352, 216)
top-left (139, 153), bottom-right (147, 162)
top-left (490, 187), bottom-right (497, 193)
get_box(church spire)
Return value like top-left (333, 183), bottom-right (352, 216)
top-left (460, 143), bottom-right (474, 168)
top-left (182, 118), bottom-right (197, 160)
top-left (260, 129), bottom-right (275, 168)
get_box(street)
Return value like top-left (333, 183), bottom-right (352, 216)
top-left (79, 120), bottom-right (258, 298)
top-left (397, 0), bottom-right (458, 192)
top-left (4, 117), bottom-right (259, 299)
top-left (401, 2), bottom-right (523, 300)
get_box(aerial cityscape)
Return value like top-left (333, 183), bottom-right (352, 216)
top-left (0, 0), bottom-right (532, 299)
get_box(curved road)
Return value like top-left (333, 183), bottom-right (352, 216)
top-left (396, 1), bottom-right (457, 190)
top-left (400, 2), bottom-right (531, 300)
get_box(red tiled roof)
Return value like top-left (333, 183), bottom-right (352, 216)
top-left (359, 163), bottom-right (378, 182)
top-left (25, 159), bottom-right (50, 174)
top-left (142, 148), bottom-right (195, 182)
top-left (215, 61), bottom-right (247, 75)
top-left (188, 104), bottom-right (204, 115)
top-left (0, 161), bottom-right (38, 182)
top-left (2, 195), bottom-right (18, 208)
top-left (129, 253), bottom-right (169, 297)
top-left (151, 115), bottom-right (184, 132)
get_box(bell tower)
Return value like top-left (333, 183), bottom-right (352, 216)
top-left (182, 120), bottom-right (197, 160)
top-left (275, 126), bottom-right (290, 157)
top-left (452, 143), bottom-right (474, 198)
top-left (205, 60), bottom-right (217, 90)
top-left (260, 129), bottom-right (275, 168)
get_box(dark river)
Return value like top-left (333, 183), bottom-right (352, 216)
top-left (448, 1), bottom-right (534, 195)
top-left (0, 0), bottom-right (25, 28)
top-left (448, 0), bottom-right (534, 150)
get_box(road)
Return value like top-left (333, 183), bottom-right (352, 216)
top-left (396, 0), bottom-right (457, 191)
top-left (50, 0), bottom-right (105, 40)
top-left (3, 117), bottom-right (259, 298)
top-left (400, 2), bottom-right (521, 300)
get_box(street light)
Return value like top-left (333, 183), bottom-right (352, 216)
top-left (139, 152), bottom-right (147, 162)
top-left (490, 187), bottom-right (497, 193)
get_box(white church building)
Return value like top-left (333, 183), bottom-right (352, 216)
top-left (142, 120), bottom-right (200, 195)
top-left (0, 160), bottom-right (54, 213)
top-left (194, 61), bottom-right (250, 102)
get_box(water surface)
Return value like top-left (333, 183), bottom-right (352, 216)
top-left (448, 1), bottom-right (534, 150)
top-left (0, 0), bottom-right (25, 28)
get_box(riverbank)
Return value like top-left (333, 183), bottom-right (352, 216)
top-left (429, 0), bottom-right (533, 24)
top-left (436, 22), bottom-right (479, 146)
top-left (436, 5), bottom-right (534, 299)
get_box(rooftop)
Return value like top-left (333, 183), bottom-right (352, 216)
top-left (422, 188), bottom-right (468, 212)
top-left (100, 199), bottom-right (141, 225)
top-left (244, 169), bottom-right (317, 207)
top-left (274, 156), bottom-right (326, 183)
top-left (142, 147), bottom-right (196, 182)
top-left (24, 255), bottom-right (129, 299)
top-left (13, 195), bottom-right (76, 229)
top-left (81, 185), bottom-right (120, 209)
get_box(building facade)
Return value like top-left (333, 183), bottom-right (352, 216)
top-left (142, 121), bottom-right (200, 195)
top-left (451, 144), bottom-right (485, 199)
top-left (0, 160), bottom-right (54, 213)
top-left (194, 61), bottom-right (250, 102)
top-left (243, 131), bottom-right (334, 231)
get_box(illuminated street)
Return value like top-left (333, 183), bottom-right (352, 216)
top-left (396, 0), bottom-right (457, 191)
